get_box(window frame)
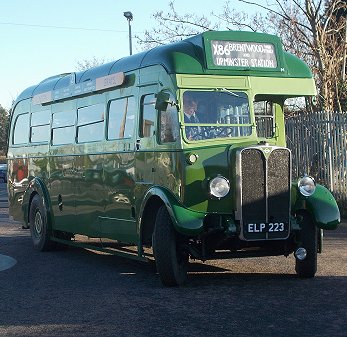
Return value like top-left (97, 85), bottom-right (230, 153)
top-left (158, 91), bottom-right (179, 144)
top-left (30, 109), bottom-right (51, 144)
top-left (107, 96), bottom-right (136, 141)
top-left (12, 113), bottom-right (30, 145)
top-left (76, 103), bottom-right (105, 143)
top-left (181, 90), bottom-right (252, 141)
top-left (139, 94), bottom-right (157, 138)
top-left (254, 99), bottom-right (276, 139)
top-left (51, 110), bottom-right (77, 146)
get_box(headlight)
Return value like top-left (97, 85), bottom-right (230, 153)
top-left (298, 176), bottom-right (316, 196)
top-left (209, 176), bottom-right (230, 198)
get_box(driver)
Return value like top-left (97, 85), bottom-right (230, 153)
top-left (183, 93), bottom-right (200, 140)
top-left (183, 94), bottom-right (199, 123)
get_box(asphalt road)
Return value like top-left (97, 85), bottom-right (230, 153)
top-left (0, 182), bottom-right (346, 337)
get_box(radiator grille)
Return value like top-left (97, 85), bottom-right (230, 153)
top-left (239, 147), bottom-right (291, 240)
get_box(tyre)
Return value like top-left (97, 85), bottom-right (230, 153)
top-left (295, 212), bottom-right (317, 278)
top-left (153, 205), bottom-right (189, 286)
top-left (29, 194), bottom-right (56, 251)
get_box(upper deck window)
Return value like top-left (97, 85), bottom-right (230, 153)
top-left (182, 90), bottom-right (251, 141)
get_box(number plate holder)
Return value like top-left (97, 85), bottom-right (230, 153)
top-left (242, 222), bottom-right (290, 241)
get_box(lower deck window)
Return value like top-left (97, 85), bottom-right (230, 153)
top-left (77, 122), bottom-right (104, 143)
top-left (52, 126), bottom-right (75, 145)
top-left (254, 100), bottom-right (275, 138)
top-left (77, 104), bottom-right (105, 143)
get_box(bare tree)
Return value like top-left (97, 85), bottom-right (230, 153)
top-left (135, 1), bottom-right (219, 49)
top-left (234, 0), bottom-right (346, 112)
top-left (76, 56), bottom-right (107, 71)
top-left (0, 105), bottom-right (10, 156)
top-left (138, 0), bottom-right (347, 112)
top-left (213, 1), bottom-right (268, 32)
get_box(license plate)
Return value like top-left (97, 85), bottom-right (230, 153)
top-left (243, 222), bottom-right (289, 240)
top-left (247, 222), bottom-right (286, 233)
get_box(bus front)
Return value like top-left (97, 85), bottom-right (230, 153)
top-left (152, 31), bottom-right (339, 286)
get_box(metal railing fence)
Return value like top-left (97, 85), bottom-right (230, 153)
top-left (286, 111), bottom-right (347, 211)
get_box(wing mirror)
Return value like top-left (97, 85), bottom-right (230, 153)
top-left (155, 92), bottom-right (171, 111)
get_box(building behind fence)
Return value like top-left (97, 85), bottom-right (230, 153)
top-left (286, 111), bottom-right (347, 214)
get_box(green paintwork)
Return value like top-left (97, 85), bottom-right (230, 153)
top-left (291, 183), bottom-right (340, 230)
top-left (182, 145), bottom-right (233, 213)
top-left (170, 200), bottom-right (206, 235)
top-left (7, 30), bottom-right (340, 263)
top-left (140, 186), bottom-right (205, 235)
top-left (21, 177), bottom-right (53, 226)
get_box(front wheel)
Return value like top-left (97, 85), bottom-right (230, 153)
top-left (153, 206), bottom-right (189, 287)
top-left (29, 194), bottom-right (56, 251)
top-left (295, 212), bottom-right (318, 278)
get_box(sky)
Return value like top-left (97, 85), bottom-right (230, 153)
top-left (0, 0), bottom-right (267, 110)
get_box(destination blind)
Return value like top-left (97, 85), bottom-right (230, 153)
top-left (211, 40), bottom-right (277, 69)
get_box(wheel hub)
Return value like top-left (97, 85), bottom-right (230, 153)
top-left (295, 247), bottom-right (307, 261)
top-left (34, 211), bottom-right (43, 236)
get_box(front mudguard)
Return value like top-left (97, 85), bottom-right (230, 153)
top-left (141, 187), bottom-right (205, 236)
top-left (292, 183), bottom-right (340, 230)
top-left (22, 177), bottom-right (53, 228)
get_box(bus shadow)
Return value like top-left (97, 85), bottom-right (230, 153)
top-left (185, 261), bottom-right (295, 285)
top-left (185, 265), bottom-right (347, 288)
top-left (56, 246), bottom-right (347, 289)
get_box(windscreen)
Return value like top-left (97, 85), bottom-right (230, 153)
top-left (182, 90), bottom-right (251, 141)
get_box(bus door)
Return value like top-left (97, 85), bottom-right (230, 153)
top-left (135, 90), bottom-right (158, 200)
top-left (101, 96), bottom-right (137, 242)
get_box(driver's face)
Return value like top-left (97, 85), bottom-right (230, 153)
top-left (184, 100), bottom-right (197, 116)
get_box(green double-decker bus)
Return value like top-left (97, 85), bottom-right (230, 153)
top-left (7, 31), bottom-right (340, 286)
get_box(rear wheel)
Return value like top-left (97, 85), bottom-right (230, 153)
top-left (153, 206), bottom-right (189, 286)
top-left (29, 194), bottom-right (56, 251)
top-left (295, 212), bottom-right (318, 278)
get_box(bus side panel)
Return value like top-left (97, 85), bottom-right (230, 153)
top-left (102, 150), bottom-right (137, 243)
top-left (7, 100), bottom-right (31, 223)
top-left (73, 151), bottom-right (105, 236)
top-left (49, 150), bottom-right (76, 233)
top-left (7, 155), bottom-right (29, 224)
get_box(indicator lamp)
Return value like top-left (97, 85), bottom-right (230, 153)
top-left (186, 153), bottom-right (198, 165)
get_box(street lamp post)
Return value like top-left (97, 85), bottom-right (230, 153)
top-left (123, 11), bottom-right (133, 56)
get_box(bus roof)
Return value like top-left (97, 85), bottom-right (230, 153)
top-left (14, 30), bottom-right (313, 105)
